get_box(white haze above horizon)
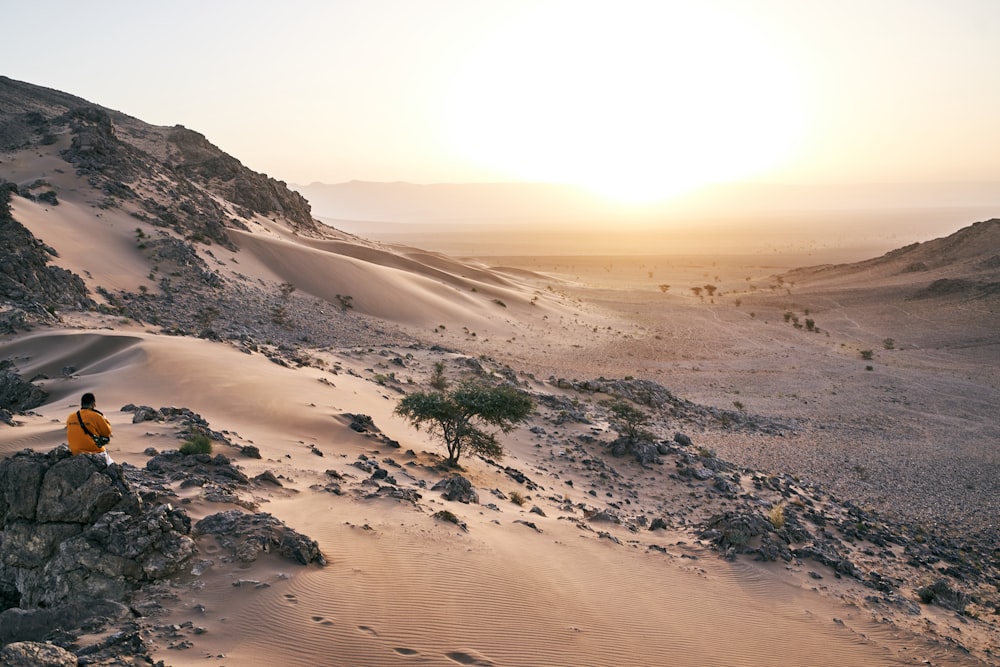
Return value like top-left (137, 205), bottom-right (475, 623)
top-left (3, 0), bottom-right (999, 226)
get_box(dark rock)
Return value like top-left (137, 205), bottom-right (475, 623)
top-left (432, 475), bottom-right (479, 504)
top-left (367, 486), bottom-right (421, 504)
top-left (193, 510), bottom-right (325, 566)
top-left (347, 413), bottom-right (379, 433)
top-left (0, 599), bottom-right (128, 646)
top-left (917, 579), bottom-right (969, 613)
top-left (701, 512), bottom-right (772, 552)
top-left (673, 432), bottom-right (693, 447)
top-left (0, 640), bottom-right (79, 666)
top-left (0, 448), bottom-right (195, 623)
top-left (0, 360), bottom-right (48, 422)
top-left (792, 541), bottom-right (860, 578)
top-left (253, 471), bottom-right (282, 486)
top-left (241, 445), bottom-right (262, 459)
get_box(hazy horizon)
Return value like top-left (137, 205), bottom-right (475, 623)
top-left (4, 0), bottom-right (1000, 216)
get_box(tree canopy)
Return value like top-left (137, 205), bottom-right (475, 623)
top-left (394, 381), bottom-right (534, 466)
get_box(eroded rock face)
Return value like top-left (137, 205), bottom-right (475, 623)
top-left (0, 449), bottom-right (194, 612)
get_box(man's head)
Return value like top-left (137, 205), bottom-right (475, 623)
top-left (81, 392), bottom-right (96, 409)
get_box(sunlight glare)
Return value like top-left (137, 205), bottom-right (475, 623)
top-left (446, 1), bottom-right (804, 203)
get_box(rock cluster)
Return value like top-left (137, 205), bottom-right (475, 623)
top-left (0, 184), bottom-right (92, 329)
top-left (0, 446), bottom-right (326, 659)
top-left (0, 360), bottom-right (48, 425)
top-left (0, 449), bottom-right (193, 640)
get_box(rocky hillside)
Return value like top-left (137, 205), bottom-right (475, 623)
top-left (0, 76), bottom-right (317, 237)
top-left (0, 76), bottom-right (404, 351)
top-left (782, 218), bottom-right (1000, 294)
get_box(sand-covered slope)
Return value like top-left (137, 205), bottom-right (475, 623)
top-left (1, 76), bottom-right (998, 665)
top-left (2, 328), bottom-right (995, 666)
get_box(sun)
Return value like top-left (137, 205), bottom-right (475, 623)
top-left (446, 1), bottom-right (804, 203)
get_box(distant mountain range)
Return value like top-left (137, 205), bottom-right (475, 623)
top-left (293, 179), bottom-right (1000, 225)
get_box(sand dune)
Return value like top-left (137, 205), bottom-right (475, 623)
top-left (1, 321), bottom-right (993, 665)
top-left (1, 77), bottom-right (996, 665)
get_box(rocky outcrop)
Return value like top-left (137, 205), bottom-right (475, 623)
top-left (193, 510), bottom-right (326, 566)
top-left (0, 449), bottom-right (193, 614)
top-left (167, 125), bottom-right (318, 235)
top-left (0, 446), bottom-right (326, 657)
top-left (0, 183), bottom-right (92, 324)
top-left (0, 360), bottom-right (48, 425)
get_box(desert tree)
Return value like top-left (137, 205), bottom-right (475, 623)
top-left (394, 381), bottom-right (534, 466)
top-left (603, 398), bottom-right (654, 442)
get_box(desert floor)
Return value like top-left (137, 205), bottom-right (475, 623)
top-left (1, 240), bottom-right (996, 666)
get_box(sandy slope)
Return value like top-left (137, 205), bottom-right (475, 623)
top-left (1, 329), bottom-right (983, 666)
top-left (2, 147), bottom-right (996, 663)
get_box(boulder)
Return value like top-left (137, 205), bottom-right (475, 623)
top-left (432, 475), bottom-right (479, 504)
top-left (0, 449), bottom-right (193, 615)
top-left (0, 641), bottom-right (78, 666)
top-left (194, 510), bottom-right (326, 566)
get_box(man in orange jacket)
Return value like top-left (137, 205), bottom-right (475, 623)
top-left (66, 392), bottom-right (113, 461)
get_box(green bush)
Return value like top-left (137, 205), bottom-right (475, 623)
top-left (180, 435), bottom-right (212, 455)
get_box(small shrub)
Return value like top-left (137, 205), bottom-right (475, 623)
top-left (768, 503), bottom-right (786, 530)
top-left (509, 490), bottom-right (526, 506)
top-left (883, 338), bottom-right (895, 350)
top-left (180, 435), bottom-right (212, 455)
top-left (860, 349), bottom-right (874, 360)
top-left (430, 361), bottom-right (449, 390)
top-left (493, 299), bottom-right (507, 308)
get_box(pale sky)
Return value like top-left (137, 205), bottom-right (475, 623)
top-left (4, 0), bottom-right (999, 203)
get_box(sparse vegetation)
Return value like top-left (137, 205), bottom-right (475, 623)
top-left (768, 503), bottom-right (786, 529)
top-left (860, 349), bottom-right (874, 361)
top-left (883, 338), bottom-right (895, 350)
top-left (430, 361), bottom-right (449, 390)
top-left (509, 490), bottom-right (526, 506)
top-left (394, 381), bottom-right (534, 466)
top-left (180, 435), bottom-right (212, 455)
top-left (603, 399), bottom-right (654, 441)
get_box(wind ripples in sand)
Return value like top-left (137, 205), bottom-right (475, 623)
top-left (211, 519), bottom-right (916, 667)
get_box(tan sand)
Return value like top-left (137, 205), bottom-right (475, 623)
top-left (1, 171), bottom-right (995, 665)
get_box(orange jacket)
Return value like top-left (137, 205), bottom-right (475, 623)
top-left (66, 408), bottom-right (112, 454)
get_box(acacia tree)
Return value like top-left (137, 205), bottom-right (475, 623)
top-left (604, 399), bottom-right (654, 441)
top-left (395, 381), bottom-right (534, 466)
